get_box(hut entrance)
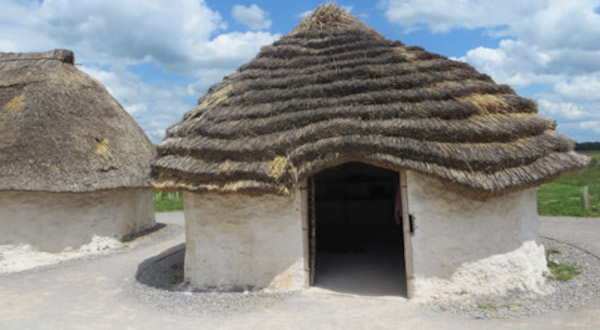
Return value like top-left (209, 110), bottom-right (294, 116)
top-left (305, 163), bottom-right (410, 297)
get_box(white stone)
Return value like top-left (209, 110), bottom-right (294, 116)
top-left (183, 191), bottom-right (305, 291)
top-left (406, 171), bottom-right (549, 300)
top-left (0, 188), bottom-right (156, 253)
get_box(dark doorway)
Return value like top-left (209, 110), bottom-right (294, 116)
top-left (309, 162), bottom-right (407, 296)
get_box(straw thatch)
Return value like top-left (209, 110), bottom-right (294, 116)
top-left (152, 4), bottom-right (589, 197)
top-left (0, 49), bottom-right (155, 193)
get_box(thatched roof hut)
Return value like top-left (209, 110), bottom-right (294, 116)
top-left (151, 5), bottom-right (589, 299)
top-left (0, 49), bottom-right (154, 192)
top-left (0, 49), bottom-right (156, 252)
top-left (152, 5), bottom-right (588, 198)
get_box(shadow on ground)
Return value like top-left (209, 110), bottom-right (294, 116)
top-left (135, 243), bottom-right (185, 290)
top-left (123, 223), bottom-right (167, 242)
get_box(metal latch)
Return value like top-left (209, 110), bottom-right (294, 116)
top-left (409, 214), bottom-right (416, 234)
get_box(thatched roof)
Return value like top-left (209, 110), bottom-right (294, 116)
top-left (0, 49), bottom-right (155, 193)
top-left (152, 4), bottom-right (589, 197)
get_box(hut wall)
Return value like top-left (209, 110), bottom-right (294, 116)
top-left (406, 171), bottom-right (549, 299)
top-left (0, 188), bottom-right (155, 252)
top-left (184, 191), bottom-right (305, 291)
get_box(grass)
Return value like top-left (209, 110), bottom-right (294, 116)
top-left (537, 151), bottom-right (600, 217)
top-left (545, 248), bottom-right (582, 282)
top-left (153, 191), bottom-right (183, 212)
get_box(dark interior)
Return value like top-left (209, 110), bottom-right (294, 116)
top-left (313, 162), bottom-right (406, 296)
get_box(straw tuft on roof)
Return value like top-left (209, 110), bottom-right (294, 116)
top-left (152, 4), bottom-right (589, 197)
top-left (0, 49), bottom-right (155, 193)
top-left (292, 4), bottom-right (379, 36)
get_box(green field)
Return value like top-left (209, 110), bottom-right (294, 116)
top-left (537, 151), bottom-right (600, 217)
top-left (153, 152), bottom-right (600, 217)
top-left (153, 191), bottom-right (183, 212)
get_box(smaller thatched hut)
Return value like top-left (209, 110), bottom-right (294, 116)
top-left (0, 49), bottom-right (156, 252)
top-left (152, 5), bottom-right (589, 299)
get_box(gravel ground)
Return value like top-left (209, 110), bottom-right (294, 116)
top-left (133, 245), bottom-right (297, 316)
top-left (134, 236), bottom-right (600, 319)
top-left (0, 222), bottom-right (183, 278)
top-left (427, 237), bottom-right (600, 319)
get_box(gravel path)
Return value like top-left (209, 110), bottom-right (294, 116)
top-left (133, 244), bottom-right (297, 316)
top-left (427, 237), bottom-right (600, 319)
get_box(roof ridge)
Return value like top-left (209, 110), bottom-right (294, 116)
top-left (0, 49), bottom-right (74, 65)
top-left (0, 57), bottom-right (70, 63)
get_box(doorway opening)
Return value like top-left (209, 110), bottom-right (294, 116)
top-left (307, 162), bottom-right (408, 297)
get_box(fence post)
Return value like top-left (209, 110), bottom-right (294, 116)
top-left (582, 186), bottom-right (590, 210)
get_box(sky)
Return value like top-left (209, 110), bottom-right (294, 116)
top-left (1, 0), bottom-right (599, 143)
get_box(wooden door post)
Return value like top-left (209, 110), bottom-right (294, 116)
top-left (400, 170), bottom-right (415, 298)
top-left (300, 179), bottom-right (310, 288)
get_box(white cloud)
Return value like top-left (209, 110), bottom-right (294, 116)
top-left (80, 65), bottom-right (194, 142)
top-left (538, 102), bottom-right (599, 143)
top-left (381, 0), bottom-right (600, 78)
top-left (460, 40), bottom-right (558, 87)
top-left (231, 4), bottom-right (272, 30)
top-left (537, 99), bottom-right (590, 121)
top-left (382, 0), bottom-right (600, 141)
top-left (198, 31), bottom-right (278, 66)
top-left (580, 121), bottom-right (600, 134)
top-left (554, 74), bottom-right (600, 101)
top-left (513, 1), bottom-right (600, 50)
top-left (382, 0), bottom-right (545, 33)
top-left (0, 0), bottom-right (280, 74)
top-left (537, 97), bottom-right (600, 141)
top-left (0, 0), bottom-right (280, 142)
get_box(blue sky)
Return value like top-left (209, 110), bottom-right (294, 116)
top-left (1, 0), bottom-right (599, 143)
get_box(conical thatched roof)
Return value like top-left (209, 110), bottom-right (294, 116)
top-left (0, 49), bottom-right (155, 193)
top-left (152, 4), bottom-right (589, 197)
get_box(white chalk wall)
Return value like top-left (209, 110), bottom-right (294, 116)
top-left (406, 171), bottom-right (549, 299)
top-left (0, 189), bottom-right (155, 252)
top-left (184, 191), bottom-right (305, 291)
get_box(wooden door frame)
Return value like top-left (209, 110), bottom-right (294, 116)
top-left (300, 178), bottom-right (316, 287)
top-left (301, 169), bottom-right (415, 298)
top-left (399, 170), bottom-right (415, 298)
top-left (300, 179), bottom-right (310, 287)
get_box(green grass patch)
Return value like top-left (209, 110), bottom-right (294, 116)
top-left (537, 151), bottom-right (600, 217)
top-left (547, 261), bottom-right (582, 281)
top-left (153, 191), bottom-right (184, 212)
top-left (546, 248), bottom-right (582, 282)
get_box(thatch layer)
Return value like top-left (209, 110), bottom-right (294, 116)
top-left (0, 49), bottom-right (155, 193)
top-left (152, 4), bottom-right (589, 197)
